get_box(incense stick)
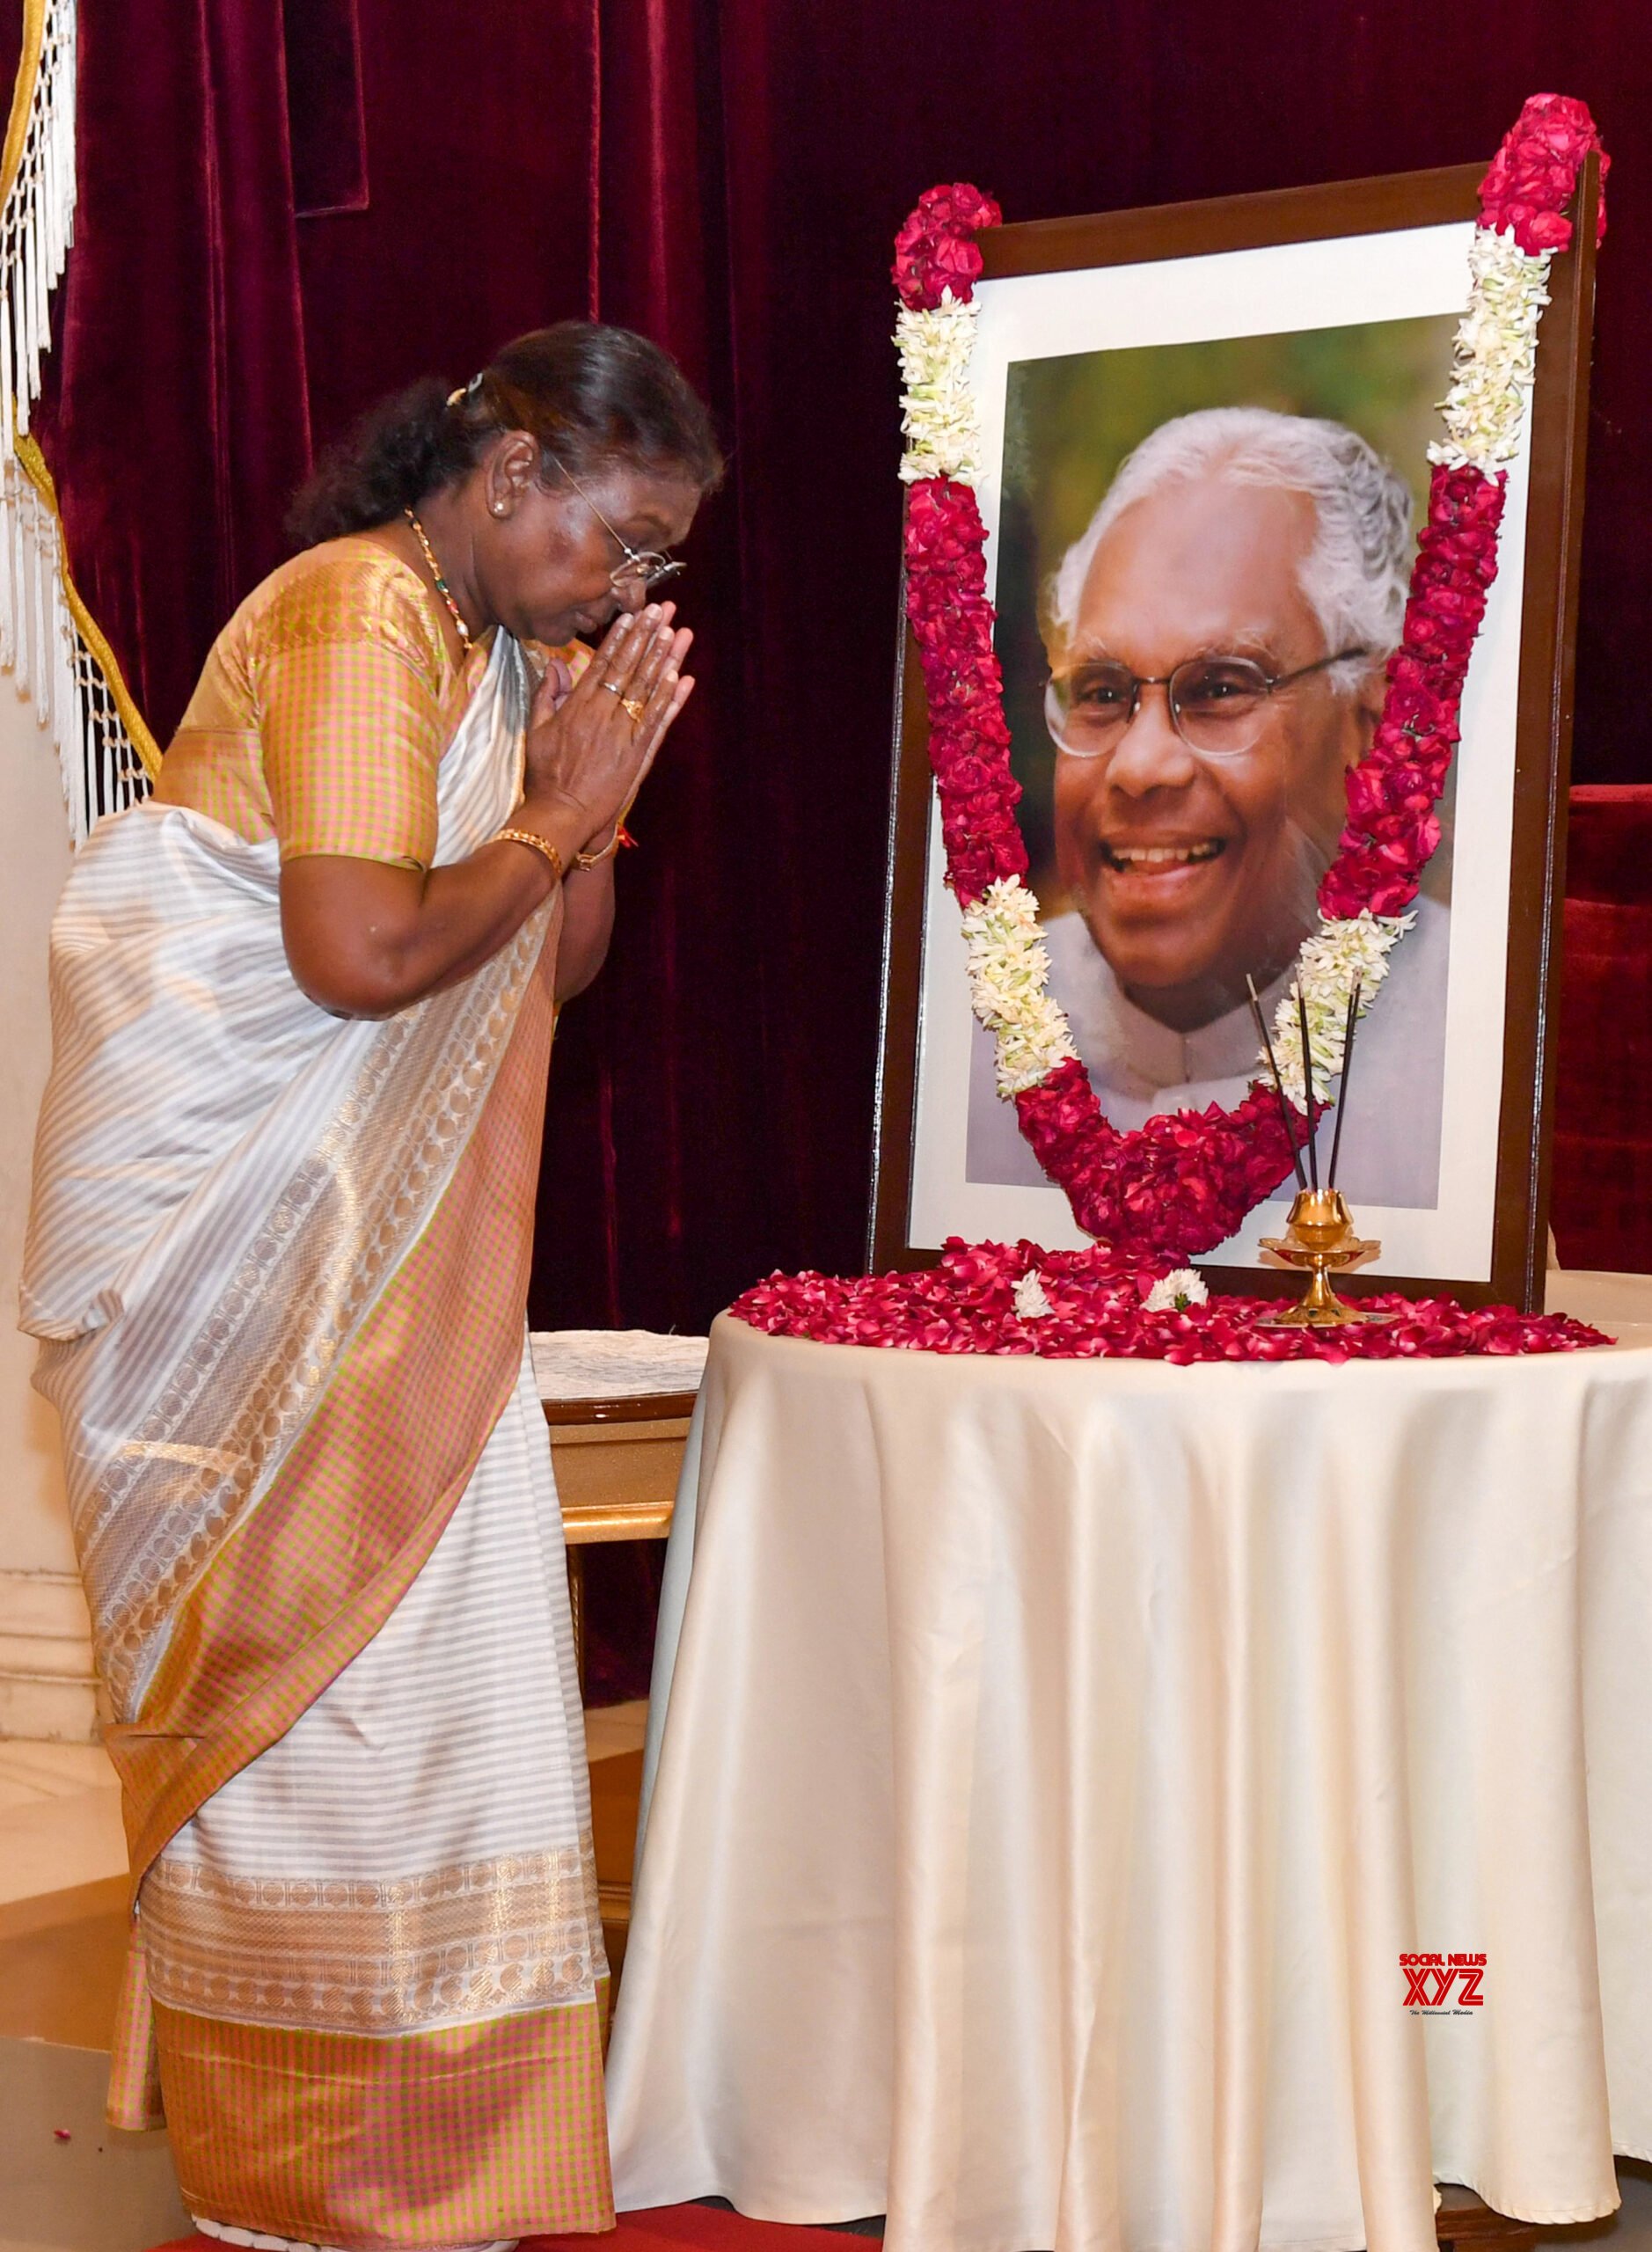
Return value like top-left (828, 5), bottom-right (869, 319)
top-left (1295, 981), bottom-right (1319, 1191)
top-left (1246, 974), bottom-right (1309, 1194)
top-left (1327, 979), bottom-right (1363, 1192)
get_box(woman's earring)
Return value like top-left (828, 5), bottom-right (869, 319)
top-left (492, 502), bottom-right (507, 516)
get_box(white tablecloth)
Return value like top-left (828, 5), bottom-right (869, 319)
top-left (606, 1314), bottom-right (1652, 2252)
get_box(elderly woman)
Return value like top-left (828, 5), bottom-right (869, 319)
top-left (22, 322), bottom-right (720, 2250)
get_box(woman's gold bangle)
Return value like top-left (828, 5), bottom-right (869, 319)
top-left (494, 827), bottom-right (565, 883)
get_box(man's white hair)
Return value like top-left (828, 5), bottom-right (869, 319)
top-left (1048, 406), bottom-right (1414, 690)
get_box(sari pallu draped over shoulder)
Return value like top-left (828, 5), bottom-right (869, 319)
top-left (22, 629), bottom-right (615, 2248)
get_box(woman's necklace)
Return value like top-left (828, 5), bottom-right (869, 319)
top-left (404, 508), bottom-right (472, 650)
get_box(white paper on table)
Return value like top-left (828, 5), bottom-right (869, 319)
top-left (530, 1327), bottom-right (709, 1402)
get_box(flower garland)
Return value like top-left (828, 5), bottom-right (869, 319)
top-left (730, 1239), bottom-right (1607, 1363)
top-left (894, 98), bottom-right (1606, 1253)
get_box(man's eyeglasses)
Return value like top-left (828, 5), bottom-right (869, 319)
top-left (1044, 647), bottom-right (1371, 761)
top-left (548, 454), bottom-right (685, 598)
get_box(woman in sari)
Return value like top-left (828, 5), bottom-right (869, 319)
top-left (21, 322), bottom-right (721, 2251)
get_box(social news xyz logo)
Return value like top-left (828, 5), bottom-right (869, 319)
top-left (1400, 1953), bottom-right (1487, 2012)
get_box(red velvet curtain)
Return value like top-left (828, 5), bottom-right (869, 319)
top-left (291, 3), bottom-right (599, 461)
top-left (1551, 787), bottom-right (1652, 1272)
top-left (33, 0), bottom-right (311, 738)
top-left (27, 0), bottom-right (1652, 1344)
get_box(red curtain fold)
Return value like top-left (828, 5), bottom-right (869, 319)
top-left (26, 0), bottom-right (1652, 1347)
top-left (1551, 788), bottom-right (1652, 1272)
top-left (0, 20), bottom-right (20, 121)
top-left (33, 0), bottom-right (312, 740)
top-left (282, 0), bottom-right (369, 218)
top-left (533, 0), bottom-right (850, 1332)
top-left (291, 1), bottom-right (598, 464)
top-left (33, 1), bottom-right (600, 745)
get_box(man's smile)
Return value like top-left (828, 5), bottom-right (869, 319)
top-left (1097, 836), bottom-right (1228, 874)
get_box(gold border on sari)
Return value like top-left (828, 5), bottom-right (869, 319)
top-left (142, 1834), bottom-right (603, 2035)
top-left (154, 1990), bottom-right (613, 2247)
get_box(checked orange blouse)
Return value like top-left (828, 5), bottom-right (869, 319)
top-left (156, 534), bottom-right (587, 872)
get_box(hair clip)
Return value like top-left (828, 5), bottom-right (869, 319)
top-left (445, 372), bottom-right (486, 409)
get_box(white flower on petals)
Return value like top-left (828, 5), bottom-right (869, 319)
top-left (895, 296), bottom-right (982, 484)
top-left (1266, 911), bottom-right (1412, 1108)
top-left (961, 877), bottom-right (1080, 1094)
top-left (1429, 229), bottom-right (1552, 474)
top-left (1013, 1271), bottom-right (1053, 1320)
top-left (1144, 1269), bottom-right (1209, 1312)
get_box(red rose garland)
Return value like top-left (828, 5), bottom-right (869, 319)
top-left (1317, 466), bottom-right (1505, 920)
top-left (1479, 91), bottom-right (1610, 253)
top-left (893, 98), bottom-right (1605, 1264)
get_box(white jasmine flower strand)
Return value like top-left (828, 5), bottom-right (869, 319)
top-left (1266, 911), bottom-right (1413, 1108)
top-left (961, 877), bottom-right (1080, 1094)
top-left (895, 295), bottom-right (982, 483)
top-left (1429, 229), bottom-right (1551, 474)
top-left (1012, 1270), bottom-right (1053, 1320)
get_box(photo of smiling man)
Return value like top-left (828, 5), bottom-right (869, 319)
top-left (966, 403), bottom-right (1451, 1209)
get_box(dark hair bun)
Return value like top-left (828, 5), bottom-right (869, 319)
top-left (288, 322), bottom-right (722, 548)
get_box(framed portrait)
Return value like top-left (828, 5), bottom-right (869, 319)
top-left (869, 159), bottom-right (1600, 1308)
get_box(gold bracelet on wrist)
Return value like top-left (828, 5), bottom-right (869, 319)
top-left (494, 827), bottom-right (566, 883)
top-left (574, 822), bottom-right (638, 872)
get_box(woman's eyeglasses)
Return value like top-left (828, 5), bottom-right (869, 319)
top-left (548, 455), bottom-right (685, 597)
top-left (1045, 647), bottom-right (1371, 761)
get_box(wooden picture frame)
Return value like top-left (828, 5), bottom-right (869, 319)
top-left (868, 157), bottom-right (1600, 1310)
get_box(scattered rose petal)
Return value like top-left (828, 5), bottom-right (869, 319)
top-left (730, 1240), bottom-right (1609, 1364)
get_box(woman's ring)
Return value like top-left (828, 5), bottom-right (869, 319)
top-left (620, 696), bottom-right (647, 723)
top-left (600, 679), bottom-right (624, 695)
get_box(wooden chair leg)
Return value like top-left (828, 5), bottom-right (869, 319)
top-left (566, 1546), bottom-right (587, 1698)
top-left (1438, 2233), bottom-right (1539, 2251)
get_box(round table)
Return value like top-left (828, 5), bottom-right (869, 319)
top-left (606, 1314), bottom-right (1652, 2252)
